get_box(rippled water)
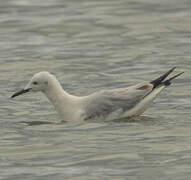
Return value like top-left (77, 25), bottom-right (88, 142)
top-left (0, 0), bottom-right (191, 179)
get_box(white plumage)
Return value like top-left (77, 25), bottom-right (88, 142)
top-left (11, 68), bottom-right (183, 121)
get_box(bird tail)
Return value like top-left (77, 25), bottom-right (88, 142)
top-left (150, 67), bottom-right (184, 88)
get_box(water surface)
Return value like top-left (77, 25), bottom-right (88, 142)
top-left (0, 0), bottom-right (191, 179)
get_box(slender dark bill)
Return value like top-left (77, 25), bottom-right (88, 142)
top-left (11, 88), bottom-right (31, 98)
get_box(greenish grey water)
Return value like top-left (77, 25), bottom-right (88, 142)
top-left (0, 0), bottom-right (191, 179)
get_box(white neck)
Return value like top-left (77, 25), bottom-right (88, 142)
top-left (43, 77), bottom-right (77, 121)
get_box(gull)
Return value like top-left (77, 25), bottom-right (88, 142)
top-left (11, 67), bottom-right (183, 121)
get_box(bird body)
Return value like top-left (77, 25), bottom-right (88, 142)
top-left (11, 68), bottom-right (183, 121)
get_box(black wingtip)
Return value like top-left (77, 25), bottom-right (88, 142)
top-left (163, 72), bottom-right (184, 86)
top-left (150, 67), bottom-right (176, 88)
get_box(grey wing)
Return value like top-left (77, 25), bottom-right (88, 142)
top-left (82, 82), bottom-right (153, 120)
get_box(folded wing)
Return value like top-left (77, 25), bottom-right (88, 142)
top-left (82, 82), bottom-right (153, 120)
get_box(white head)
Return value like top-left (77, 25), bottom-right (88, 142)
top-left (11, 71), bottom-right (56, 98)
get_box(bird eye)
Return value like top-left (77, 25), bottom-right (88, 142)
top-left (33, 81), bottom-right (38, 85)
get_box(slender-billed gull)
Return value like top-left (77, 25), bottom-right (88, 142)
top-left (11, 67), bottom-right (183, 121)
